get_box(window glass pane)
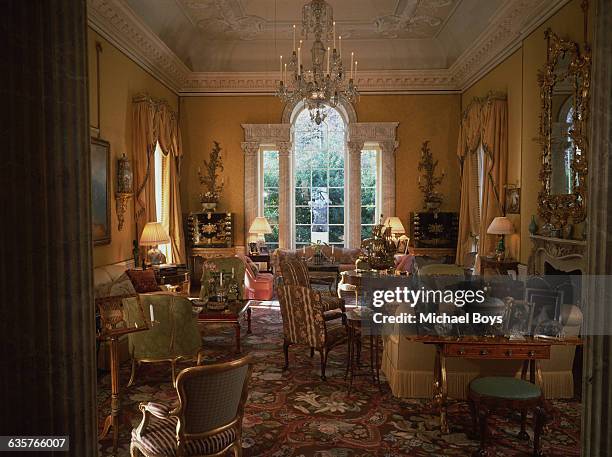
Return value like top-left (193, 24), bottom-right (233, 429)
top-left (329, 207), bottom-right (344, 225)
top-left (263, 206), bottom-right (279, 224)
top-left (264, 189), bottom-right (279, 207)
top-left (312, 169), bottom-right (328, 187)
top-left (329, 169), bottom-right (344, 187)
top-left (329, 188), bottom-right (344, 205)
top-left (361, 206), bottom-right (375, 225)
top-left (265, 225), bottom-right (279, 244)
top-left (361, 187), bottom-right (375, 206)
top-left (361, 225), bottom-right (373, 240)
top-left (296, 225), bottom-right (311, 243)
top-left (329, 225), bottom-right (344, 243)
top-left (293, 107), bottom-right (345, 247)
top-left (295, 188), bottom-right (310, 206)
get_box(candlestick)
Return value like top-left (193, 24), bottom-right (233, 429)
top-left (350, 52), bottom-right (354, 79)
top-left (339, 35), bottom-right (342, 58)
top-left (327, 47), bottom-right (330, 75)
top-left (298, 47), bottom-right (301, 76)
top-left (284, 63), bottom-right (287, 84)
top-left (354, 60), bottom-right (358, 82)
top-left (232, 267), bottom-right (235, 278)
top-left (293, 24), bottom-right (296, 51)
top-left (149, 304), bottom-right (155, 323)
top-left (220, 272), bottom-right (223, 286)
top-left (280, 55), bottom-right (283, 82)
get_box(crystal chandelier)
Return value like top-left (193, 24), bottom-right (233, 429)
top-left (276, 0), bottom-right (359, 125)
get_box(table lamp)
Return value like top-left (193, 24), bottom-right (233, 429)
top-left (487, 216), bottom-right (514, 261)
top-left (248, 216), bottom-right (272, 253)
top-left (140, 222), bottom-right (171, 266)
top-left (384, 216), bottom-right (405, 239)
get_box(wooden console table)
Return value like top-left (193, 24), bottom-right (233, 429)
top-left (406, 335), bottom-right (583, 433)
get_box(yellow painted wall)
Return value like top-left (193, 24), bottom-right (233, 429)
top-left (180, 94), bottom-right (461, 246)
top-left (88, 29), bottom-right (179, 267)
top-left (460, 0), bottom-right (589, 263)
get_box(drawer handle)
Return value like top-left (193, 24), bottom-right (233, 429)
top-left (506, 350), bottom-right (513, 357)
top-left (528, 350), bottom-right (536, 357)
top-left (480, 349), bottom-right (489, 356)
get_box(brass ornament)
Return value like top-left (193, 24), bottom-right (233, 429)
top-left (537, 29), bottom-right (591, 229)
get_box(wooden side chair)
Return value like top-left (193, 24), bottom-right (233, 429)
top-left (280, 259), bottom-right (345, 322)
top-left (130, 355), bottom-right (252, 457)
top-left (277, 284), bottom-right (347, 380)
top-left (468, 376), bottom-right (552, 457)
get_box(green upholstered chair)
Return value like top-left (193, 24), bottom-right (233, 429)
top-left (123, 295), bottom-right (203, 387)
top-left (468, 376), bottom-right (551, 457)
top-left (199, 257), bottom-right (246, 301)
top-left (131, 355), bottom-right (252, 457)
top-left (277, 285), bottom-right (347, 380)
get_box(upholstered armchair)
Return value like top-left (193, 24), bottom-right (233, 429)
top-left (123, 294), bottom-right (204, 386)
top-left (239, 255), bottom-right (274, 301)
top-left (280, 259), bottom-right (345, 322)
top-left (199, 257), bottom-right (246, 301)
top-left (277, 285), bottom-right (347, 380)
top-left (130, 355), bottom-right (252, 457)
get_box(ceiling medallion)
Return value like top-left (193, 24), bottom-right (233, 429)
top-left (276, 0), bottom-right (359, 125)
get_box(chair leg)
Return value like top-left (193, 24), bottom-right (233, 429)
top-left (472, 407), bottom-right (489, 457)
top-left (283, 340), bottom-right (290, 370)
top-left (533, 405), bottom-right (548, 457)
top-left (130, 443), bottom-right (140, 457)
top-left (127, 358), bottom-right (138, 387)
top-left (320, 348), bottom-right (328, 381)
top-left (171, 359), bottom-right (177, 387)
top-left (232, 442), bottom-right (242, 456)
top-left (518, 409), bottom-right (530, 441)
top-left (468, 399), bottom-right (478, 439)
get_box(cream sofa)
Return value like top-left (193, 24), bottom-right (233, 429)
top-left (382, 302), bottom-right (582, 399)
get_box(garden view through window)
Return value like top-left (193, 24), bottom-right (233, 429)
top-left (293, 107), bottom-right (346, 248)
top-left (262, 149), bottom-right (280, 250)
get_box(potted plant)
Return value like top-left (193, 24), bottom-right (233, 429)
top-left (198, 141), bottom-right (224, 211)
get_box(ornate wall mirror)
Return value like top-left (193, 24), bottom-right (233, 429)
top-left (537, 28), bottom-right (591, 228)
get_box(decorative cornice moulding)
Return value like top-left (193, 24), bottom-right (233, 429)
top-left (87, 0), bottom-right (570, 95)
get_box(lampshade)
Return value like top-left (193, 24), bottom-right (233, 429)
top-left (487, 216), bottom-right (515, 235)
top-left (140, 222), bottom-right (171, 246)
top-left (384, 216), bottom-right (405, 235)
top-left (249, 217), bottom-right (273, 235)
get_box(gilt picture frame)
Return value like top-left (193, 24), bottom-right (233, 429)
top-left (91, 137), bottom-right (111, 246)
top-left (505, 187), bottom-right (521, 214)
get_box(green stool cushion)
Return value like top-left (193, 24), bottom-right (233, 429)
top-left (470, 377), bottom-right (542, 400)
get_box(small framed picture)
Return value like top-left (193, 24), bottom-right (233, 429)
top-left (396, 237), bottom-right (409, 255)
top-left (526, 289), bottom-right (563, 335)
top-left (259, 246), bottom-right (269, 255)
top-left (505, 187), bottom-right (521, 214)
top-left (248, 242), bottom-right (258, 255)
top-left (504, 300), bottom-right (532, 336)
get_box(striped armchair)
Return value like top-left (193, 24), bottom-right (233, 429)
top-left (131, 355), bottom-right (252, 457)
top-left (280, 259), bottom-right (346, 322)
top-left (278, 285), bottom-right (347, 381)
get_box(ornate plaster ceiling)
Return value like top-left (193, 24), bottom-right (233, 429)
top-left (87, 0), bottom-right (571, 93)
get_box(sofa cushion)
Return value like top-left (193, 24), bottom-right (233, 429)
top-left (126, 269), bottom-right (160, 293)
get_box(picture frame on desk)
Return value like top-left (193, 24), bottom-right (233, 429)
top-left (248, 242), bottom-right (258, 255)
top-left (526, 289), bottom-right (563, 335)
top-left (504, 300), bottom-right (532, 336)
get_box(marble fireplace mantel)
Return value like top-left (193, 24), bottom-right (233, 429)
top-left (528, 234), bottom-right (587, 275)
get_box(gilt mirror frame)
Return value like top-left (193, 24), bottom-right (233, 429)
top-left (537, 28), bottom-right (591, 229)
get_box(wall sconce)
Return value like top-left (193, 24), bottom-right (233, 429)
top-left (115, 153), bottom-right (133, 231)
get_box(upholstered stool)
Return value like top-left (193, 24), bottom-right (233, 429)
top-left (468, 376), bottom-right (551, 457)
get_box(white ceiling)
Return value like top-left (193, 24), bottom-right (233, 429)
top-left (88, 0), bottom-right (570, 93)
top-left (123, 0), bottom-right (501, 72)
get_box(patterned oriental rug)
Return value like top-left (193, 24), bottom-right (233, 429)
top-left (97, 303), bottom-right (581, 457)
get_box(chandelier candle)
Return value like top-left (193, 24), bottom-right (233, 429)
top-left (339, 35), bottom-right (342, 58)
top-left (327, 47), bottom-right (330, 75)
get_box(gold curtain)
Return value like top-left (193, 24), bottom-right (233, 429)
top-left (132, 96), bottom-right (186, 264)
top-left (455, 93), bottom-right (507, 268)
top-left (479, 97), bottom-right (508, 259)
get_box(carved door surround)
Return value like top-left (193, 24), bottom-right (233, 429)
top-left (242, 120), bottom-right (398, 249)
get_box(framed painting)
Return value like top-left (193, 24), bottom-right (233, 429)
top-left (505, 187), bottom-right (521, 214)
top-left (91, 137), bottom-right (111, 246)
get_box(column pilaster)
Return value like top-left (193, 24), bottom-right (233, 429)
top-left (380, 140), bottom-right (399, 219)
top-left (277, 142), bottom-right (292, 249)
top-left (348, 141), bottom-right (365, 249)
top-left (241, 142), bottom-right (260, 242)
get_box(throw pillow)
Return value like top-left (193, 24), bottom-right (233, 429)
top-left (126, 269), bottom-right (160, 293)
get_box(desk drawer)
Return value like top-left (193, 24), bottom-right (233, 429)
top-left (444, 344), bottom-right (550, 360)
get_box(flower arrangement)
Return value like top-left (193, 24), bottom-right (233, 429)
top-left (198, 141), bottom-right (224, 204)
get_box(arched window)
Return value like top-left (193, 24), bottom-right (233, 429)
top-left (293, 106), bottom-right (346, 248)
